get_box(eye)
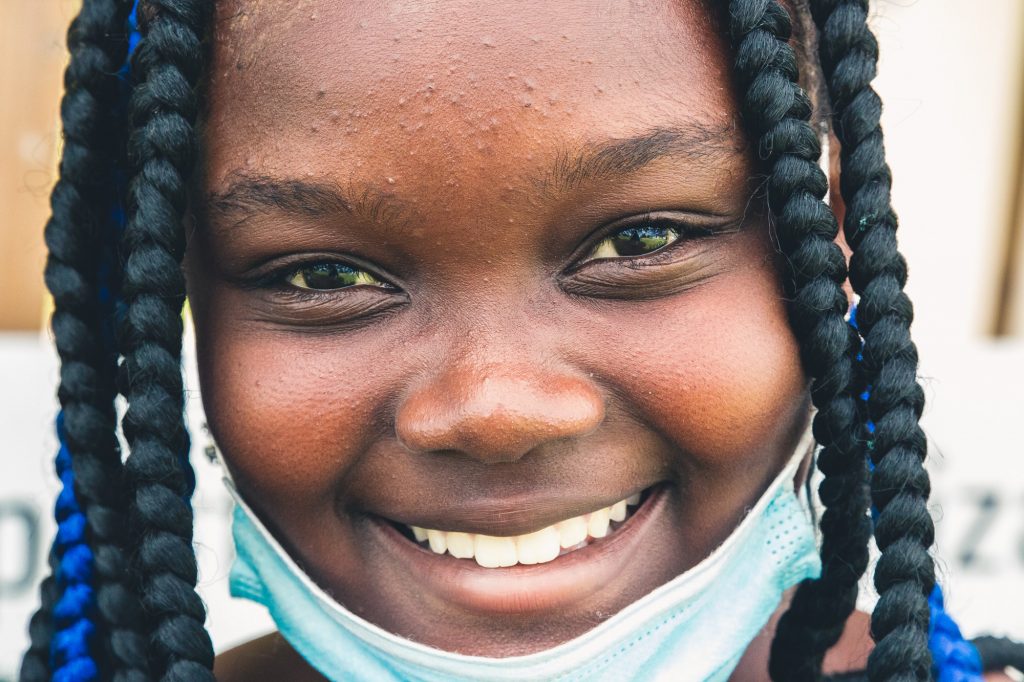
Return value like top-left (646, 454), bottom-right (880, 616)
top-left (583, 224), bottom-right (679, 263)
top-left (287, 262), bottom-right (391, 290)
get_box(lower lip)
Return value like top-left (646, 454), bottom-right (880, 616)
top-left (369, 487), bottom-right (668, 615)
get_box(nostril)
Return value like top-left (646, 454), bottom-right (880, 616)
top-left (394, 369), bottom-right (604, 463)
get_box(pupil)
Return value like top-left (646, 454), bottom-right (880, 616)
top-left (304, 263), bottom-right (358, 289)
top-left (612, 226), bottom-right (669, 256)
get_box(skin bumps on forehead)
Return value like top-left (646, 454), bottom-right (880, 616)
top-left (187, 0), bottom-right (810, 659)
top-left (202, 0), bottom-right (740, 209)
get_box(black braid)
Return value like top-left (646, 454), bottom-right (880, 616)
top-left (722, 2), bottom-right (872, 680)
top-left (119, 1), bottom-right (215, 680)
top-left (21, 2), bottom-right (149, 680)
top-left (21, 557), bottom-right (59, 681)
top-left (972, 636), bottom-right (1024, 674)
top-left (809, 2), bottom-right (936, 679)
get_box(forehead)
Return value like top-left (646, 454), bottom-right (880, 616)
top-left (202, 0), bottom-right (738, 201)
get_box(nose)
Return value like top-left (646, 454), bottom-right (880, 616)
top-left (395, 362), bottom-right (605, 464)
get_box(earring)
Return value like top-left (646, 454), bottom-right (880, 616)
top-left (201, 422), bottom-right (219, 463)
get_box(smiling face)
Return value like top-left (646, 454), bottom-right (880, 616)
top-left (186, 0), bottom-right (811, 656)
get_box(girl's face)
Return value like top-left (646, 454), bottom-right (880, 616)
top-left (187, 0), bottom-right (810, 656)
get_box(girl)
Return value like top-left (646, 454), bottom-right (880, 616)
top-left (20, 0), bottom-right (1024, 680)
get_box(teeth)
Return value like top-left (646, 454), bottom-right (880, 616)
top-left (446, 531), bottom-right (474, 559)
top-left (556, 516), bottom-right (588, 548)
top-left (515, 527), bottom-right (561, 565)
top-left (426, 529), bottom-right (447, 554)
top-left (474, 535), bottom-right (518, 568)
top-left (405, 491), bottom-right (645, 568)
top-left (587, 507), bottom-right (611, 538)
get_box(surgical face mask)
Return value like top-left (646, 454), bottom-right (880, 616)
top-left (225, 435), bottom-right (821, 682)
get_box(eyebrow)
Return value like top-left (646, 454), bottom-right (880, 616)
top-left (204, 121), bottom-right (742, 225)
top-left (540, 120), bottom-right (742, 195)
top-left (205, 176), bottom-right (410, 228)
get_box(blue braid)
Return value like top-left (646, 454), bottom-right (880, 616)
top-left (849, 304), bottom-right (982, 681)
top-left (46, 8), bottom-right (147, 681)
top-left (105, 0), bottom-right (137, 343)
top-left (930, 588), bottom-right (984, 682)
top-left (49, 414), bottom-right (99, 682)
top-left (126, 3), bottom-right (142, 55)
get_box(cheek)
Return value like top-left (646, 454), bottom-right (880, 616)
top-left (596, 242), bottom-right (807, 471)
top-left (194, 301), bottom-right (387, 507)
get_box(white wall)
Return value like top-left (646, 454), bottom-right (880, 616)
top-left (873, 0), bottom-right (1024, 349)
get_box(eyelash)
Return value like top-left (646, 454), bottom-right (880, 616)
top-left (251, 214), bottom-right (722, 300)
top-left (242, 258), bottom-right (396, 298)
top-left (571, 214), bottom-right (716, 270)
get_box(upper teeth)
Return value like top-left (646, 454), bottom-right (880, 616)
top-left (408, 493), bottom-right (642, 568)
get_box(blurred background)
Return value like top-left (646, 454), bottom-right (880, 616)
top-left (2, 1), bottom-right (1024, 679)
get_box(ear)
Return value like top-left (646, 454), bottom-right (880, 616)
top-left (826, 129), bottom-right (855, 308)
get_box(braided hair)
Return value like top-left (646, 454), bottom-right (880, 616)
top-left (723, 2), bottom-right (872, 679)
top-left (118, 1), bottom-right (215, 679)
top-left (23, 1), bottom-right (145, 680)
top-left (808, 3), bottom-right (934, 678)
top-left (21, 0), bottom-right (213, 680)
top-left (20, 1), bottom-right (1024, 681)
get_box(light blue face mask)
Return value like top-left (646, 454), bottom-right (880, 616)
top-left (225, 436), bottom-right (821, 682)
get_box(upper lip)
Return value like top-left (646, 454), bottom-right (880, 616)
top-left (370, 486), bottom-right (656, 537)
